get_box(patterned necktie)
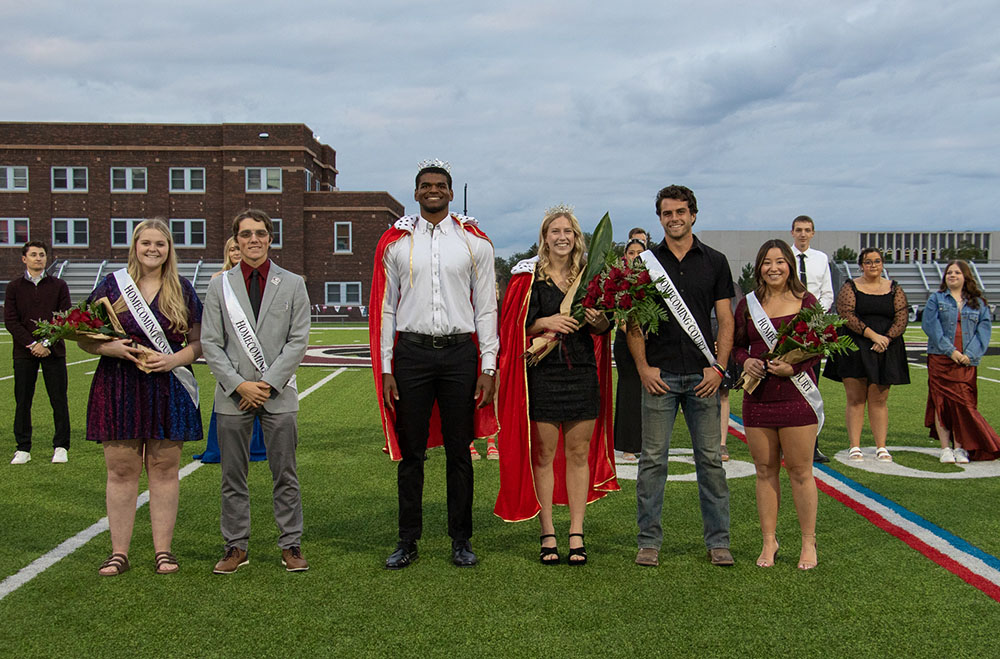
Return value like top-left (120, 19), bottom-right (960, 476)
top-left (798, 253), bottom-right (808, 286)
top-left (249, 269), bottom-right (262, 320)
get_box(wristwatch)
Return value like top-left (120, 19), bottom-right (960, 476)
top-left (482, 369), bottom-right (496, 377)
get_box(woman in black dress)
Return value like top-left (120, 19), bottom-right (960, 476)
top-left (613, 238), bottom-right (647, 462)
top-left (523, 208), bottom-right (611, 564)
top-left (824, 247), bottom-right (909, 462)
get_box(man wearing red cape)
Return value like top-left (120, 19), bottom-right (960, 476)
top-left (494, 256), bottom-right (619, 528)
top-left (369, 159), bottom-right (498, 570)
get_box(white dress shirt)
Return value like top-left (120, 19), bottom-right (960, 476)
top-left (791, 245), bottom-right (834, 311)
top-left (381, 214), bottom-right (499, 372)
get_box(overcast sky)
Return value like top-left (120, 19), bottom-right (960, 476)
top-left (3, 1), bottom-right (999, 254)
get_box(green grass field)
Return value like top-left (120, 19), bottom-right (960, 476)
top-left (1, 324), bottom-right (998, 658)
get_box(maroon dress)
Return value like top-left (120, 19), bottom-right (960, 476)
top-left (734, 293), bottom-right (821, 428)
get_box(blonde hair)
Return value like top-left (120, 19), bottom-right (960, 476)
top-left (223, 236), bottom-right (240, 270)
top-left (123, 218), bottom-right (190, 335)
top-left (536, 211), bottom-right (586, 284)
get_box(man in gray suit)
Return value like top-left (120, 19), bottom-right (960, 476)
top-left (201, 209), bottom-right (311, 573)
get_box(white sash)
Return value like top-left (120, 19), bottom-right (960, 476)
top-left (745, 292), bottom-right (825, 433)
top-left (222, 274), bottom-right (270, 373)
top-left (112, 269), bottom-right (199, 406)
top-left (639, 251), bottom-right (717, 366)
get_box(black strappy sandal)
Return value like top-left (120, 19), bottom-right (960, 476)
top-left (99, 553), bottom-right (130, 576)
top-left (154, 551), bottom-right (179, 575)
top-left (539, 534), bottom-right (560, 565)
top-left (568, 533), bottom-right (587, 566)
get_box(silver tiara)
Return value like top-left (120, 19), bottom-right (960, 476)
top-left (417, 158), bottom-right (451, 173)
top-left (545, 203), bottom-right (575, 216)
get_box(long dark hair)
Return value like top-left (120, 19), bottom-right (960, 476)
top-left (753, 239), bottom-right (807, 302)
top-left (939, 260), bottom-right (986, 309)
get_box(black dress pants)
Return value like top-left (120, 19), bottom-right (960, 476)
top-left (13, 356), bottom-right (71, 453)
top-left (393, 338), bottom-right (477, 542)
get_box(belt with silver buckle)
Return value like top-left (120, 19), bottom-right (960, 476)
top-left (399, 332), bottom-right (472, 349)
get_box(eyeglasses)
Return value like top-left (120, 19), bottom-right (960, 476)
top-left (238, 230), bottom-right (270, 239)
top-left (862, 260), bottom-right (883, 266)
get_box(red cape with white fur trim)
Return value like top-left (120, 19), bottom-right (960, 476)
top-left (369, 214), bottom-right (499, 460)
top-left (493, 262), bottom-right (619, 522)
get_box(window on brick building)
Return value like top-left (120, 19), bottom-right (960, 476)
top-left (1, 218), bottom-right (29, 245)
top-left (304, 170), bottom-right (313, 192)
top-left (52, 218), bottom-right (89, 247)
top-left (170, 219), bottom-right (206, 247)
top-left (334, 222), bottom-right (352, 253)
top-left (271, 218), bottom-right (283, 248)
top-left (111, 167), bottom-right (147, 192)
top-left (51, 167), bottom-right (88, 191)
top-left (111, 219), bottom-right (146, 247)
top-left (325, 282), bottom-right (362, 306)
top-left (246, 167), bottom-right (282, 192)
top-left (169, 168), bottom-right (206, 192)
top-left (1, 166), bottom-right (29, 191)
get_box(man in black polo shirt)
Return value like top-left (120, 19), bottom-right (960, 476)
top-left (627, 185), bottom-right (735, 567)
top-left (4, 241), bottom-right (72, 464)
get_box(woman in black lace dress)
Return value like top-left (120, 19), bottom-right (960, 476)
top-left (823, 247), bottom-right (910, 462)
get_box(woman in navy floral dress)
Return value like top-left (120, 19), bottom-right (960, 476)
top-left (81, 219), bottom-right (203, 576)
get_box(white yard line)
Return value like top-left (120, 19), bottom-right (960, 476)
top-left (0, 357), bottom-right (100, 382)
top-left (0, 366), bottom-right (348, 601)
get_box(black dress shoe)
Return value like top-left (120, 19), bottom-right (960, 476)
top-left (385, 541), bottom-right (418, 570)
top-left (451, 540), bottom-right (478, 567)
top-left (813, 447), bottom-right (830, 463)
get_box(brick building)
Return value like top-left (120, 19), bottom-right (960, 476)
top-left (0, 122), bottom-right (403, 319)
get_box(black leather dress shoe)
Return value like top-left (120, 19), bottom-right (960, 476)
top-left (385, 541), bottom-right (418, 570)
top-left (813, 447), bottom-right (830, 463)
top-left (452, 540), bottom-right (478, 567)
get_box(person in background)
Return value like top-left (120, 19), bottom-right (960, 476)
top-left (194, 237), bottom-right (266, 464)
top-left (614, 238), bottom-right (647, 463)
top-left (495, 206), bottom-right (618, 566)
top-left (921, 260), bottom-right (999, 462)
top-left (790, 215), bottom-right (834, 463)
top-left (734, 240), bottom-right (821, 570)
top-left (628, 227), bottom-right (649, 246)
top-left (81, 219), bottom-right (203, 575)
top-left (823, 247), bottom-right (909, 462)
top-left (5, 240), bottom-right (72, 465)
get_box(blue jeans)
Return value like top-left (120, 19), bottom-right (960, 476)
top-left (636, 370), bottom-right (730, 550)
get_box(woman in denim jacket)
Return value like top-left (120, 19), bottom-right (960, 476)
top-left (921, 260), bottom-right (999, 462)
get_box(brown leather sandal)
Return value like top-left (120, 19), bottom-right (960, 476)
top-left (99, 553), bottom-right (130, 576)
top-left (154, 551), bottom-right (179, 575)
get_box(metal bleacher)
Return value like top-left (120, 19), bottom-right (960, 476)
top-left (48, 259), bottom-right (224, 303)
top-left (832, 261), bottom-right (1000, 321)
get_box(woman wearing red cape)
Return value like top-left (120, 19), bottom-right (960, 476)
top-left (494, 206), bottom-right (619, 565)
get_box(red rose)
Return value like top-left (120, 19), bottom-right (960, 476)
top-left (619, 294), bottom-right (633, 310)
top-left (89, 318), bottom-right (104, 329)
top-left (602, 291), bottom-right (617, 308)
top-left (823, 324), bottom-right (835, 334)
top-left (587, 277), bottom-right (602, 297)
top-left (636, 270), bottom-right (652, 285)
top-left (779, 335), bottom-right (788, 345)
top-left (68, 309), bottom-right (84, 323)
top-left (805, 330), bottom-right (821, 347)
top-left (794, 321), bottom-right (809, 334)
top-left (582, 294), bottom-right (597, 308)
top-left (635, 289), bottom-right (646, 300)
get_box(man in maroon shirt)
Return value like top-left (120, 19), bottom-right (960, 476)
top-left (4, 241), bottom-right (72, 464)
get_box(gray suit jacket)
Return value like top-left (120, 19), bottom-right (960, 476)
top-left (201, 262), bottom-right (310, 415)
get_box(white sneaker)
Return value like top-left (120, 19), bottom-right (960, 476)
top-left (939, 447), bottom-right (956, 463)
top-left (52, 448), bottom-right (68, 463)
top-left (954, 448), bottom-right (970, 464)
top-left (10, 451), bottom-right (31, 465)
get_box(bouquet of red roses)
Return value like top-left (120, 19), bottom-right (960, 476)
top-left (738, 303), bottom-right (856, 394)
top-left (579, 253), bottom-right (669, 334)
top-left (33, 299), bottom-right (129, 344)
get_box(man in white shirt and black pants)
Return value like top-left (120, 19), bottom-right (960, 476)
top-left (374, 160), bottom-right (498, 569)
top-left (791, 215), bottom-right (834, 463)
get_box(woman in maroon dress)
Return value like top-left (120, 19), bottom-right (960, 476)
top-left (922, 260), bottom-right (999, 461)
top-left (734, 239), bottom-right (820, 570)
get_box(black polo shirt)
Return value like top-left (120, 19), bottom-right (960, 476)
top-left (644, 235), bottom-right (734, 375)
